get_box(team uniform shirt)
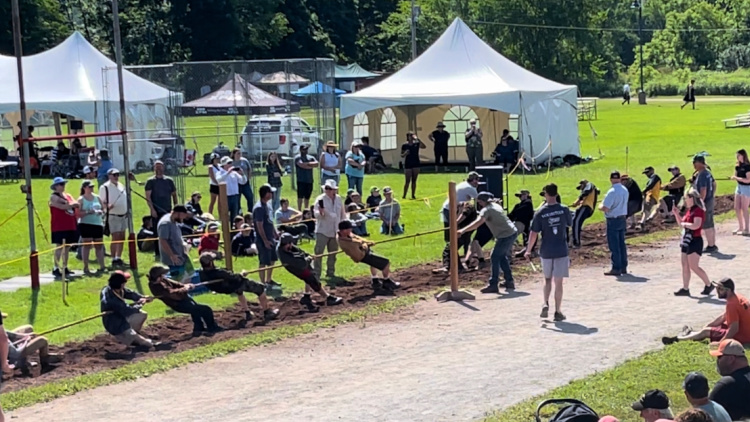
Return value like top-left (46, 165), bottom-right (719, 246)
top-left (643, 174), bottom-right (662, 201)
top-left (578, 183), bottom-right (598, 210)
top-left (530, 203), bottom-right (573, 259)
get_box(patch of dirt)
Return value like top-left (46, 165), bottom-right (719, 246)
top-left (1, 195), bottom-right (734, 393)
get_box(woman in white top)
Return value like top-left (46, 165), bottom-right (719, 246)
top-left (319, 141), bottom-right (341, 184)
top-left (207, 153), bottom-right (221, 215)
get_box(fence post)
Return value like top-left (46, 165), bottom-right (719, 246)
top-left (217, 184), bottom-right (233, 271)
top-left (435, 181), bottom-right (475, 302)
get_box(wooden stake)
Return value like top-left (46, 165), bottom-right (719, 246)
top-left (61, 240), bottom-right (68, 306)
top-left (217, 184), bottom-right (233, 271)
top-left (435, 181), bottom-right (475, 302)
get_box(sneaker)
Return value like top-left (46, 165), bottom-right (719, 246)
top-left (701, 284), bottom-right (715, 296)
top-left (503, 281), bottom-right (516, 291)
top-left (553, 312), bottom-right (566, 322)
top-left (603, 269), bottom-right (621, 276)
top-left (64, 268), bottom-right (74, 277)
top-left (540, 304), bottom-right (549, 319)
top-left (52, 268), bottom-right (62, 279)
top-left (206, 326), bottom-right (225, 333)
top-left (661, 336), bottom-right (679, 345)
top-left (681, 325), bottom-right (693, 336)
top-left (264, 308), bottom-right (280, 321)
top-left (299, 295), bottom-right (318, 312)
top-left (326, 295), bottom-right (343, 306)
top-left (371, 278), bottom-right (383, 291)
top-left (191, 329), bottom-right (204, 337)
top-left (480, 284), bottom-right (499, 294)
top-left (673, 288), bottom-right (690, 297)
top-left (381, 278), bottom-right (401, 291)
top-left (704, 245), bottom-right (719, 253)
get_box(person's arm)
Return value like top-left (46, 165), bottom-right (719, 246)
top-left (465, 129), bottom-right (473, 140)
top-left (49, 194), bottom-right (74, 210)
top-left (392, 203), bottom-right (401, 221)
top-left (234, 169), bottom-right (248, 185)
top-left (525, 231), bottom-right (539, 256)
top-left (699, 186), bottom-right (707, 201)
top-left (417, 138), bottom-right (426, 149)
top-left (314, 197), bottom-right (325, 218)
top-left (255, 221), bottom-right (270, 248)
top-left (145, 180), bottom-right (157, 217)
top-left (457, 216), bottom-right (486, 235)
top-left (679, 215), bottom-right (703, 230)
top-left (170, 180), bottom-right (178, 207)
top-left (722, 321), bottom-right (740, 341)
top-left (338, 199), bottom-right (348, 222)
top-left (400, 144), bottom-right (409, 158)
top-left (428, 132), bottom-right (435, 142)
top-left (157, 224), bottom-right (182, 264)
top-left (599, 191), bottom-right (612, 213)
top-left (209, 166), bottom-right (217, 184)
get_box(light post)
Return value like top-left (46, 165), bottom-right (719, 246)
top-left (631, 0), bottom-right (646, 104)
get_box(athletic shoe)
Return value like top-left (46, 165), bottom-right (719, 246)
top-left (480, 285), bottom-right (499, 294)
top-left (681, 325), bottom-right (693, 336)
top-left (371, 278), bottom-right (383, 291)
top-left (52, 268), bottom-right (62, 279)
top-left (206, 326), bottom-right (224, 333)
top-left (326, 295), bottom-right (343, 306)
top-left (603, 270), bottom-right (621, 276)
top-left (503, 281), bottom-right (516, 291)
top-left (661, 336), bottom-right (679, 345)
top-left (673, 288), bottom-right (690, 296)
top-left (264, 309), bottom-right (280, 321)
top-left (299, 295), bottom-right (319, 312)
top-left (701, 284), bottom-right (715, 296)
top-left (553, 312), bottom-right (566, 322)
top-left (540, 304), bottom-right (549, 319)
top-left (381, 278), bottom-right (401, 291)
top-left (191, 329), bottom-right (203, 337)
top-left (704, 245), bottom-right (719, 253)
top-left (64, 268), bottom-right (74, 277)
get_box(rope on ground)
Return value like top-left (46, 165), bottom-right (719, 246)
top-left (12, 312), bottom-right (111, 346)
top-left (0, 205), bottom-right (26, 230)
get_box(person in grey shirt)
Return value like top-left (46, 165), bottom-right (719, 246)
top-left (683, 372), bottom-right (732, 422)
top-left (157, 205), bottom-right (190, 280)
top-left (599, 171), bottom-right (629, 276)
top-left (379, 187), bottom-right (403, 235)
top-left (232, 148), bottom-right (254, 213)
top-left (692, 155), bottom-right (718, 253)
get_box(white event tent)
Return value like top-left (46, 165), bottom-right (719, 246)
top-left (339, 18), bottom-right (580, 165)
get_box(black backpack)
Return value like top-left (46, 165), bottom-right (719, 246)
top-left (535, 399), bottom-right (599, 422)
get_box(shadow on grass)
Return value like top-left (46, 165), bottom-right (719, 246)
top-left (28, 289), bottom-right (39, 325)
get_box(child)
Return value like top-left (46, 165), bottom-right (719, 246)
top-left (337, 220), bottom-right (400, 292)
top-left (198, 222), bottom-right (222, 256)
top-left (366, 186), bottom-right (382, 218)
top-left (231, 223), bottom-right (258, 257)
top-left (137, 215), bottom-right (157, 252)
top-left (276, 233), bottom-right (342, 311)
top-left (347, 203), bottom-right (369, 237)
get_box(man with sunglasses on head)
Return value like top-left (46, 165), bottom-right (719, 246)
top-left (100, 168), bottom-right (128, 267)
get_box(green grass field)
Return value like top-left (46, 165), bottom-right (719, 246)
top-left (0, 97), bottom-right (748, 346)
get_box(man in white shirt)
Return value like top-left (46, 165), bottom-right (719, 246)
top-left (100, 168), bottom-right (128, 267)
top-left (622, 83), bottom-right (631, 105)
top-left (216, 156), bottom-right (247, 220)
top-left (313, 179), bottom-right (347, 279)
top-left (441, 171), bottom-right (480, 243)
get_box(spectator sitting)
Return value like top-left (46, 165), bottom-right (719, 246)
top-left (302, 207), bottom-right (316, 235)
top-left (275, 198), bottom-right (309, 239)
top-left (682, 372), bottom-right (731, 422)
top-left (231, 223), bottom-right (258, 257)
top-left (366, 186), bottom-right (382, 218)
top-left (184, 191), bottom-right (206, 230)
top-left (708, 339), bottom-right (750, 421)
top-left (344, 188), bottom-right (356, 206)
top-left (6, 324), bottom-right (63, 371)
top-left (349, 191), bottom-right (366, 209)
top-left (508, 189), bottom-right (534, 246)
top-left (492, 129), bottom-right (519, 169)
top-left (674, 408), bottom-right (711, 422)
top-left (631, 389), bottom-right (674, 422)
top-left (347, 203), bottom-right (369, 236)
top-left (242, 212), bottom-right (253, 227)
top-left (198, 222), bottom-right (221, 256)
top-left (379, 186), bottom-right (403, 235)
top-left (137, 215), bottom-right (157, 252)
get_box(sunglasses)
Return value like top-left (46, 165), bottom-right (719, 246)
top-left (111, 173), bottom-right (120, 177)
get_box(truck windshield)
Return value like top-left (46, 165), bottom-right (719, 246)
top-left (246, 120), bottom-right (281, 133)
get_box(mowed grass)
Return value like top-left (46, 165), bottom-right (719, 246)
top-left (0, 98), bottom-right (748, 346)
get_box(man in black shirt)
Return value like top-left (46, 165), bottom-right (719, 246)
top-left (145, 160), bottom-right (178, 230)
top-left (660, 166), bottom-right (686, 221)
top-left (428, 122), bottom-right (450, 172)
top-left (621, 174), bottom-right (642, 229)
top-left (508, 189), bottom-right (534, 246)
top-left (709, 339), bottom-right (750, 421)
top-left (401, 132), bottom-right (426, 200)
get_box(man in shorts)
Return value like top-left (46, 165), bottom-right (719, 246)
top-left (526, 183), bottom-right (573, 321)
top-left (663, 278), bottom-right (750, 345)
top-left (693, 155), bottom-right (718, 253)
top-left (253, 184), bottom-right (279, 285)
top-left (295, 144), bottom-right (319, 210)
top-left (337, 220), bottom-right (400, 293)
top-left (100, 167), bottom-right (128, 267)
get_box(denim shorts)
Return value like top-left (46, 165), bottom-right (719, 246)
top-left (737, 184), bottom-right (750, 197)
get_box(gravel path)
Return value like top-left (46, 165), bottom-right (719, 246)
top-left (11, 222), bottom-right (747, 422)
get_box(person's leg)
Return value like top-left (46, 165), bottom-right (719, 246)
top-left (735, 193), bottom-right (743, 232)
top-left (53, 245), bottom-right (62, 270)
top-left (410, 169), bottom-right (419, 198)
top-left (272, 187), bottom-right (281, 212)
top-left (554, 277), bottom-right (564, 314)
top-left (488, 239), bottom-right (501, 287)
top-left (81, 237), bottom-right (92, 271)
top-left (680, 253), bottom-right (691, 290)
top-left (258, 264), bottom-right (267, 283)
top-left (170, 299), bottom-right (206, 332)
top-left (687, 253), bottom-right (711, 286)
top-left (127, 312), bottom-right (147, 333)
top-left (497, 234), bottom-right (516, 287)
top-left (297, 195), bottom-right (303, 211)
top-left (381, 262), bottom-right (390, 279)
top-left (313, 233), bottom-right (326, 279)
top-left (356, 177), bottom-right (363, 196)
top-left (434, 149), bottom-right (439, 172)
top-left (403, 169), bottom-right (412, 199)
top-left (112, 231), bottom-right (125, 262)
top-left (543, 278), bottom-right (552, 306)
top-left (677, 327), bottom-right (712, 341)
top-left (618, 220), bottom-right (628, 272)
top-left (605, 220), bottom-right (621, 272)
top-left (266, 261), bottom-right (275, 282)
top-left (741, 194), bottom-right (750, 233)
top-left (326, 234), bottom-right (338, 277)
top-left (572, 207), bottom-right (585, 246)
top-left (209, 192), bottom-right (217, 214)
top-left (95, 240), bottom-right (105, 271)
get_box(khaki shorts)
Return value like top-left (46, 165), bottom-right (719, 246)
top-left (107, 214), bottom-right (128, 234)
top-left (541, 257), bottom-right (570, 279)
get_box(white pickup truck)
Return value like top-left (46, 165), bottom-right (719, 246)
top-left (239, 115), bottom-right (320, 160)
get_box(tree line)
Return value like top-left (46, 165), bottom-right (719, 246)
top-left (1, 0), bottom-right (749, 95)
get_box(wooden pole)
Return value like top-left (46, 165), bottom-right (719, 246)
top-left (61, 240), bottom-right (68, 306)
top-left (217, 184), bottom-right (233, 271)
top-left (448, 181), bottom-right (459, 292)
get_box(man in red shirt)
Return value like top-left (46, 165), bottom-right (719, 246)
top-left (663, 278), bottom-right (750, 345)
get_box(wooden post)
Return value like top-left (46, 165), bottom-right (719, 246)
top-left (61, 240), bottom-right (68, 306)
top-left (217, 184), bottom-right (233, 271)
top-left (435, 181), bottom-right (475, 302)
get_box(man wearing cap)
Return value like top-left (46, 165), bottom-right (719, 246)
top-left (216, 155), bottom-right (248, 220)
top-left (441, 172), bottom-right (481, 244)
top-left (464, 118), bottom-right (483, 171)
top-left (157, 205), bottom-right (190, 280)
top-left (313, 179), bottom-right (347, 279)
top-left (338, 220), bottom-right (400, 293)
top-left (49, 177), bottom-right (79, 279)
top-left (198, 252), bottom-right (280, 325)
top-left (631, 389), bottom-right (674, 421)
top-left (661, 166), bottom-right (686, 221)
top-left (100, 271), bottom-right (157, 349)
top-left (254, 184), bottom-right (280, 285)
top-left (401, 131), bottom-right (426, 199)
top-left (621, 174), bottom-right (643, 229)
top-left (600, 171), bottom-right (630, 276)
top-left (231, 223), bottom-right (258, 256)
top-left (429, 121), bottom-right (450, 171)
top-left (708, 339), bottom-right (750, 420)
top-left (682, 372), bottom-right (731, 422)
top-left (459, 192), bottom-right (518, 292)
top-left (571, 180), bottom-right (599, 248)
top-left (492, 129), bottom-right (519, 170)
top-left (276, 233), bottom-right (343, 311)
top-left (639, 166), bottom-right (662, 229)
top-left (100, 167), bottom-right (128, 267)
top-left (527, 184), bottom-right (573, 321)
top-left (379, 186), bottom-right (403, 235)
top-left (692, 155), bottom-right (718, 253)
top-left (83, 165), bottom-right (97, 181)
top-left (509, 189), bottom-right (534, 247)
top-left (145, 160), bottom-right (178, 236)
top-left (295, 144), bottom-right (319, 211)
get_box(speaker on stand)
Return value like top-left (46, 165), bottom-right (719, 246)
top-left (475, 165), bottom-right (504, 206)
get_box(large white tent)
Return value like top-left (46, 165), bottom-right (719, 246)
top-left (340, 18), bottom-right (580, 165)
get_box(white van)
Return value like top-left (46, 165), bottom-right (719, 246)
top-left (239, 115), bottom-right (320, 160)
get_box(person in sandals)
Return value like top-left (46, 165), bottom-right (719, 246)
top-left (337, 220), bottom-right (400, 293)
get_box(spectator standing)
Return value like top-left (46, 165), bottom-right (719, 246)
top-left (78, 180), bottom-right (106, 275)
top-left (99, 168), bottom-right (128, 267)
top-left (672, 189), bottom-right (712, 296)
top-left (527, 184), bottom-right (572, 321)
top-left (100, 271), bottom-right (156, 349)
top-left (661, 166), bottom-right (686, 221)
top-left (709, 339), bottom-right (750, 421)
top-left (0, 311), bottom-right (10, 422)
top-left (631, 389), bottom-right (674, 422)
top-left (622, 83), bottom-right (631, 105)
top-left (692, 155), bottom-right (717, 252)
top-left (345, 140), bottom-right (366, 195)
top-left (401, 131), bottom-right (426, 200)
top-left (216, 156), bottom-right (247, 221)
top-left (681, 79), bottom-right (696, 110)
top-left (508, 189), bottom-right (534, 247)
top-left (295, 144), bottom-right (319, 211)
top-left (93, 149), bottom-right (113, 186)
top-left (157, 205), bottom-right (190, 280)
top-left (207, 153), bottom-right (221, 215)
top-left (49, 177), bottom-right (79, 279)
top-left (145, 160), bottom-right (178, 229)
top-left (464, 118), bottom-right (483, 171)
top-left (428, 121), bottom-right (450, 172)
top-left (313, 179), bottom-right (347, 279)
top-left (599, 171), bottom-right (629, 276)
top-left (253, 184), bottom-right (279, 285)
top-left (731, 149), bottom-right (750, 235)
top-left (82, 165), bottom-right (97, 181)
top-left (379, 187), bottom-right (403, 235)
top-left (682, 372), bottom-right (731, 422)
top-left (319, 141), bottom-right (341, 185)
top-left (232, 148), bottom-right (254, 214)
top-left (266, 152), bottom-right (284, 212)
top-left (572, 180), bottom-right (598, 248)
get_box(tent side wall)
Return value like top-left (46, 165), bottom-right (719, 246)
top-left (518, 87), bottom-right (580, 163)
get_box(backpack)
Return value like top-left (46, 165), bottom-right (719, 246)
top-left (536, 399), bottom-right (599, 422)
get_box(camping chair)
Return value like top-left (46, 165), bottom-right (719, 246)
top-left (179, 149), bottom-right (196, 177)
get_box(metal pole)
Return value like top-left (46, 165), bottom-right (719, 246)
top-left (112, 0), bottom-right (138, 269)
top-left (12, 0), bottom-right (39, 289)
top-left (410, 0), bottom-right (417, 60)
top-left (638, 5), bottom-right (644, 94)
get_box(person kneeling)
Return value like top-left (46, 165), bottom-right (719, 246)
top-left (7, 324), bottom-right (63, 372)
top-left (198, 252), bottom-right (279, 326)
top-left (276, 233), bottom-right (343, 312)
top-left (337, 220), bottom-right (400, 293)
top-left (100, 271), bottom-right (157, 349)
top-left (231, 223), bottom-right (258, 257)
top-left (147, 264), bottom-right (222, 336)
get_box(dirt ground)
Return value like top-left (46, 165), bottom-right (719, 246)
top-left (1, 195), bottom-right (735, 394)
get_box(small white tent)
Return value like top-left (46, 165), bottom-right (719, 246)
top-left (339, 18), bottom-right (579, 165)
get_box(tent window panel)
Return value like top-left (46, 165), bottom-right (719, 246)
top-left (443, 105), bottom-right (478, 147)
top-left (353, 112), bottom-right (369, 141)
top-left (380, 108), bottom-right (397, 151)
top-left (509, 114), bottom-right (519, 140)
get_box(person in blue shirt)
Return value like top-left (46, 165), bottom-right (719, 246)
top-left (94, 149), bottom-right (113, 187)
top-left (345, 140), bottom-right (366, 196)
top-left (599, 171), bottom-right (630, 276)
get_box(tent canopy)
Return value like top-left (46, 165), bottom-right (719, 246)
top-left (257, 71), bottom-right (309, 85)
top-left (0, 31), bottom-right (172, 123)
top-left (334, 63), bottom-right (378, 80)
top-left (339, 18), bottom-right (579, 162)
top-left (292, 81), bottom-right (345, 96)
top-left (181, 74), bottom-right (300, 116)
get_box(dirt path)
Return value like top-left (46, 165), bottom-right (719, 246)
top-left (11, 221), bottom-right (748, 422)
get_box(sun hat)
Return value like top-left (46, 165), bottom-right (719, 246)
top-left (322, 179), bottom-right (339, 190)
top-left (50, 176), bottom-right (67, 190)
top-left (220, 156), bottom-right (233, 166)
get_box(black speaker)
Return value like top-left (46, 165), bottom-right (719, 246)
top-left (476, 165), bottom-right (504, 205)
top-left (70, 120), bottom-right (83, 130)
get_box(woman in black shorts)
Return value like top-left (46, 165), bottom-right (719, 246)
top-left (78, 180), bottom-right (107, 274)
top-left (673, 189), bottom-right (712, 296)
top-left (207, 153), bottom-right (221, 215)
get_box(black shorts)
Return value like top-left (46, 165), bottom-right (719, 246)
top-left (256, 239), bottom-right (278, 266)
top-left (297, 268), bottom-right (321, 292)
top-left (209, 184), bottom-right (219, 195)
top-left (79, 223), bottom-right (104, 239)
top-left (474, 223), bottom-right (493, 247)
top-left (681, 236), bottom-right (703, 256)
top-left (297, 182), bottom-right (313, 200)
top-left (52, 230), bottom-right (79, 246)
top-left (360, 251), bottom-right (389, 271)
top-left (238, 279), bottom-right (266, 296)
top-left (434, 148), bottom-right (448, 165)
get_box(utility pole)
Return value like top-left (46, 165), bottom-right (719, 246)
top-left (410, 0), bottom-right (417, 60)
top-left (632, 0), bottom-right (647, 104)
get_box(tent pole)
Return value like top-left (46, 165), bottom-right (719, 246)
top-left (12, 0), bottom-right (39, 289)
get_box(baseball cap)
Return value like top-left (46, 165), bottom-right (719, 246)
top-left (83, 166), bottom-right (94, 174)
top-left (709, 339), bottom-right (746, 357)
top-left (642, 166), bottom-right (654, 174)
top-left (515, 189), bottom-right (530, 198)
top-left (173, 205), bottom-right (188, 213)
top-left (148, 264), bottom-right (170, 282)
top-left (467, 171), bottom-right (481, 182)
top-left (209, 152), bottom-right (220, 161)
top-left (610, 171), bottom-right (621, 179)
top-left (279, 232), bottom-right (295, 245)
top-left (477, 192), bottom-right (494, 202)
top-left (631, 389), bottom-right (670, 411)
top-left (107, 168), bottom-right (120, 175)
top-left (338, 220), bottom-right (353, 231)
top-left (682, 372), bottom-right (710, 399)
top-left (259, 183), bottom-right (277, 195)
top-left (576, 179), bottom-right (589, 190)
top-left (383, 186), bottom-right (393, 194)
top-left (712, 277), bottom-right (735, 291)
top-left (81, 179), bottom-right (95, 189)
top-left (668, 166), bottom-right (680, 172)
top-left (199, 251), bottom-right (218, 267)
top-left (220, 156), bottom-right (233, 166)
top-left (154, 160), bottom-right (164, 166)
top-left (693, 155), bottom-right (706, 164)
top-left (370, 186), bottom-right (379, 193)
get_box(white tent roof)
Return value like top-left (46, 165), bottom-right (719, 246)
top-left (0, 32), bottom-right (172, 122)
top-left (340, 18), bottom-right (577, 119)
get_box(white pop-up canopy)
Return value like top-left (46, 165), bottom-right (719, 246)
top-left (340, 18), bottom-right (580, 164)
